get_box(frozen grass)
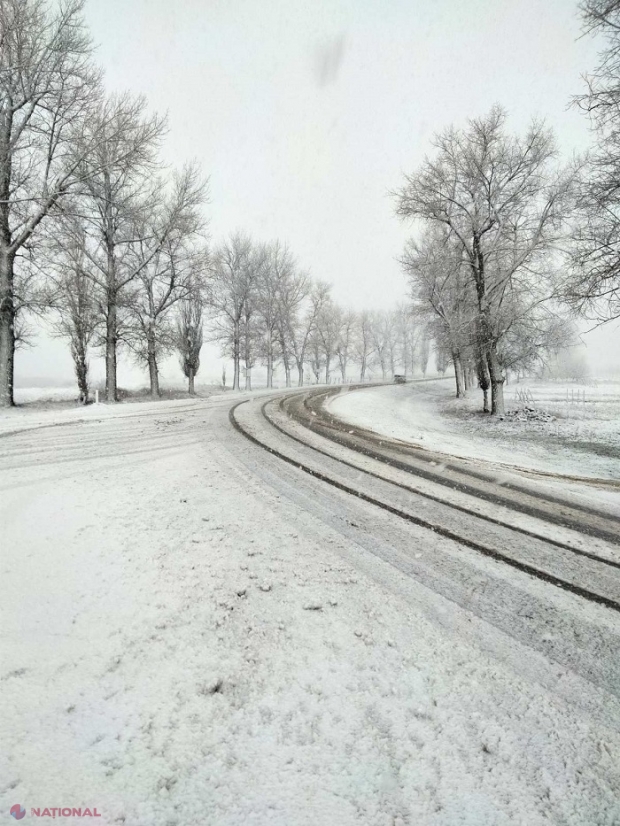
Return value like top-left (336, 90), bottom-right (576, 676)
top-left (500, 379), bottom-right (620, 422)
top-left (445, 379), bottom-right (620, 463)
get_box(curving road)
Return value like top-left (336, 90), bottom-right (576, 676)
top-left (2, 386), bottom-right (620, 825)
top-left (231, 385), bottom-right (620, 696)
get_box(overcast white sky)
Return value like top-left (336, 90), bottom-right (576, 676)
top-left (17, 0), bottom-right (618, 385)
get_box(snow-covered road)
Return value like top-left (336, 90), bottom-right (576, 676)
top-left (2, 393), bottom-right (620, 825)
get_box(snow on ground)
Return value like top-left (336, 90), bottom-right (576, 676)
top-left (0, 389), bottom-right (234, 438)
top-left (1, 385), bottom-right (308, 438)
top-left (1, 397), bottom-right (620, 825)
top-left (14, 386), bottom-right (80, 404)
top-left (327, 379), bottom-right (620, 483)
top-left (11, 384), bottom-right (223, 408)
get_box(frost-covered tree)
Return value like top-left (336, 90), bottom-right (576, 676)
top-left (353, 311), bottom-right (374, 381)
top-left (48, 218), bottom-right (98, 403)
top-left (396, 106), bottom-right (575, 414)
top-left (275, 263), bottom-right (309, 388)
top-left (290, 286), bottom-right (321, 386)
top-left (177, 285), bottom-right (203, 395)
top-left (402, 227), bottom-right (476, 398)
top-left (369, 311), bottom-right (392, 379)
top-left (208, 234), bottom-right (262, 390)
top-left (567, 0), bottom-right (620, 324)
top-left (255, 241), bottom-right (295, 388)
top-left (73, 94), bottom-right (167, 402)
top-left (314, 286), bottom-right (340, 383)
top-left (0, 0), bottom-right (100, 406)
top-left (336, 310), bottom-right (356, 382)
top-left (125, 166), bottom-right (207, 397)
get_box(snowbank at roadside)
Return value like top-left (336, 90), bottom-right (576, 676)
top-left (327, 380), bottom-right (620, 482)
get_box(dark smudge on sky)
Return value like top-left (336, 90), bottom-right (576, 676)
top-left (314, 34), bottom-right (346, 87)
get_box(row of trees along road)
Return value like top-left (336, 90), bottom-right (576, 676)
top-left (0, 0), bottom-right (208, 406)
top-left (206, 232), bottom-right (433, 390)
top-left (0, 0), bottom-right (429, 405)
top-left (4, 0), bottom-right (619, 408)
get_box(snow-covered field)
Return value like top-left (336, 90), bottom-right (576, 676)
top-left (12, 384), bottom-right (225, 406)
top-left (14, 386), bottom-right (80, 404)
top-left (1, 394), bottom-right (620, 825)
top-left (328, 379), bottom-right (620, 482)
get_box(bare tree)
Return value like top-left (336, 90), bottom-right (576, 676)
top-left (353, 311), bottom-right (373, 381)
top-left (207, 234), bottom-right (260, 390)
top-left (47, 218), bottom-right (98, 403)
top-left (566, 1), bottom-right (620, 323)
top-left (395, 106), bottom-right (575, 414)
top-left (290, 287), bottom-right (320, 386)
top-left (240, 299), bottom-right (258, 390)
top-left (125, 166), bottom-right (207, 396)
top-left (72, 95), bottom-right (167, 402)
top-left (275, 264), bottom-right (309, 388)
top-left (336, 309), bottom-right (356, 382)
top-left (0, 0), bottom-right (100, 406)
top-left (313, 284), bottom-right (339, 383)
top-left (395, 304), bottom-right (425, 379)
top-left (255, 241), bottom-right (294, 388)
top-left (402, 227), bottom-right (476, 398)
top-left (177, 282), bottom-right (204, 395)
top-left (419, 333), bottom-right (430, 377)
top-left (369, 311), bottom-right (391, 379)
top-left (308, 330), bottom-right (324, 384)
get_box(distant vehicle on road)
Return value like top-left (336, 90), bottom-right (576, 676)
top-left (393, 374), bottom-right (407, 384)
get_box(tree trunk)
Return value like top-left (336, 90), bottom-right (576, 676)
top-left (233, 318), bottom-right (240, 390)
top-left (462, 365), bottom-right (471, 391)
top-left (105, 298), bottom-right (118, 402)
top-left (452, 352), bottom-right (465, 398)
top-left (266, 330), bottom-right (273, 389)
top-left (325, 356), bottom-right (331, 384)
top-left (104, 223), bottom-right (119, 403)
top-left (486, 347), bottom-right (505, 415)
top-left (476, 346), bottom-right (491, 413)
top-left (188, 367), bottom-right (195, 395)
top-left (296, 361), bottom-right (304, 387)
top-left (71, 339), bottom-right (89, 404)
top-left (243, 325), bottom-right (252, 390)
top-left (482, 386), bottom-right (489, 412)
top-left (467, 367), bottom-right (476, 391)
top-left (280, 338), bottom-right (291, 387)
top-left (0, 246), bottom-right (15, 407)
top-left (147, 329), bottom-right (160, 397)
